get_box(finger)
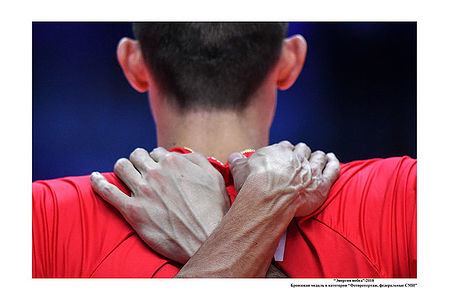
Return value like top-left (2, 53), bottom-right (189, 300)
top-left (113, 158), bottom-right (142, 190)
top-left (278, 140), bottom-right (294, 150)
top-left (149, 147), bottom-right (169, 162)
top-left (228, 152), bottom-right (245, 165)
top-left (129, 148), bottom-right (157, 173)
top-left (91, 171), bottom-right (130, 210)
top-left (294, 142), bottom-right (312, 160)
top-left (322, 152), bottom-right (340, 185)
top-left (309, 150), bottom-right (328, 177)
top-left (185, 152), bottom-right (213, 169)
top-left (228, 152), bottom-right (249, 192)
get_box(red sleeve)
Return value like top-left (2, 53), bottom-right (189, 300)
top-left (281, 157), bottom-right (416, 278)
top-left (316, 156), bottom-right (417, 277)
top-left (32, 173), bottom-right (134, 277)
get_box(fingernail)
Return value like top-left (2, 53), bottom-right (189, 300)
top-left (228, 152), bottom-right (245, 164)
top-left (91, 171), bottom-right (100, 177)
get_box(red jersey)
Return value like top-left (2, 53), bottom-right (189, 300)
top-left (32, 150), bottom-right (416, 278)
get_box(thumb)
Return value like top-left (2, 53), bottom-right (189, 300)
top-left (228, 152), bottom-right (249, 192)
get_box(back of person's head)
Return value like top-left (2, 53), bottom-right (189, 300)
top-left (133, 22), bottom-right (288, 111)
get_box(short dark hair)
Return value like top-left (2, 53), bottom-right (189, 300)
top-left (133, 22), bottom-right (288, 111)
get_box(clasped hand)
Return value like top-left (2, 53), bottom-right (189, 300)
top-left (230, 141), bottom-right (340, 217)
top-left (91, 141), bottom-right (340, 264)
top-left (91, 148), bottom-right (230, 264)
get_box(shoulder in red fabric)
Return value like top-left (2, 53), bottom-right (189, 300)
top-left (33, 153), bottom-right (416, 278)
top-left (32, 174), bottom-right (178, 278)
top-left (279, 157), bottom-right (417, 278)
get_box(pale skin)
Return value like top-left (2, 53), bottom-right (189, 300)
top-left (91, 142), bottom-right (339, 272)
top-left (91, 33), bottom-right (341, 277)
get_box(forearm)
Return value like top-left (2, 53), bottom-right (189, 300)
top-left (175, 177), bottom-right (295, 278)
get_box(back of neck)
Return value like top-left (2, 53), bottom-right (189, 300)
top-left (156, 108), bottom-right (270, 163)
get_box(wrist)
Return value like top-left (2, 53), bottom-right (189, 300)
top-left (235, 172), bottom-right (298, 226)
top-left (175, 173), bottom-right (296, 278)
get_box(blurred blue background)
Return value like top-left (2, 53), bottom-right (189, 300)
top-left (32, 22), bottom-right (416, 181)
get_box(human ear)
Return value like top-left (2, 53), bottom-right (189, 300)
top-left (117, 37), bottom-right (150, 92)
top-left (276, 35), bottom-right (307, 90)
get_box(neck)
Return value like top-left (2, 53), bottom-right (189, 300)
top-left (156, 108), bottom-right (270, 163)
top-left (149, 75), bottom-right (278, 162)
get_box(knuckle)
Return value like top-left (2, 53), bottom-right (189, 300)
top-left (313, 150), bottom-right (326, 157)
top-left (327, 152), bottom-right (340, 163)
top-left (164, 152), bottom-right (177, 162)
top-left (130, 148), bottom-right (145, 159)
top-left (297, 142), bottom-right (311, 151)
top-left (90, 173), bottom-right (100, 185)
top-left (149, 147), bottom-right (164, 157)
top-left (125, 202), bottom-right (141, 219)
top-left (146, 168), bottom-right (159, 178)
top-left (143, 169), bottom-right (161, 185)
top-left (114, 158), bottom-right (128, 172)
top-left (279, 140), bottom-right (293, 148)
top-left (191, 152), bottom-right (206, 161)
top-left (161, 152), bottom-right (181, 167)
top-left (232, 158), bottom-right (247, 168)
top-left (196, 152), bottom-right (207, 160)
top-left (297, 142), bottom-right (307, 149)
top-left (136, 181), bottom-right (152, 195)
top-left (135, 147), bottom-right (146, 154)
top-left (101, 182), bottom-right (114, 196)
top-left (154, 146), bottom-right (166, 154)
